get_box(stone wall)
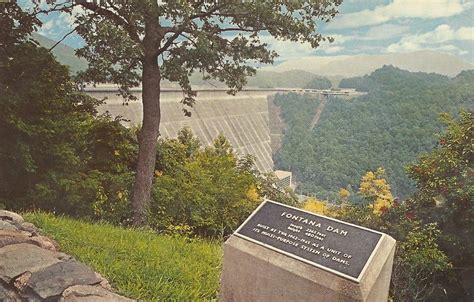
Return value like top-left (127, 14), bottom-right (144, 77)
top-left (0, 210), bottom-right (134, 302)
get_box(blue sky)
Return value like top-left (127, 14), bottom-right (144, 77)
top-left (32, 0), bottom-right (474, 63)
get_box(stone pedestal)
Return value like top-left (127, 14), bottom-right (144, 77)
top-left (220, 234), bottom-right (395, 302)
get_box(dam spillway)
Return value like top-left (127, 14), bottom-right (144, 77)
top-left (86, 88), bottom-right (289, 172)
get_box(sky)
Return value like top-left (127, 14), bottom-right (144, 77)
top-left (32, 0), bottom-right (474, 63)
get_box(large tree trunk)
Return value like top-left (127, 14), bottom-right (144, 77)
top-left (131, 47), bottom-right (161, 226)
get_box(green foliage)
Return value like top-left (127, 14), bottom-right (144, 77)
top-left (330, 189), bottom-right (451, 301)
top-left (407, 111), bottom-right (473, 267)
top-left (304, 76), bottom-right (332, 89)
top-left (0, 28), bottom-right (137, 220)
top-left (338, 75), bottom-right (376, 92)
top-left (274, 66), bottom-right (474, 199)
top-left (256, 171), bottom-right (299, 207)
top-left (391, 221), bottom-right (452, 301)
top-left (24, 212), bottom-right (221, 301)
top-left (0, 2), bottom-right (39, 50)
top-left (453, 70), bottom-right (474, 84)
top-left (339, 65), bottom-right (450, 92)
top-left (150, 129), bottom-right (261, 238)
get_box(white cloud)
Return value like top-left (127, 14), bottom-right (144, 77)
top-left (329, 34), bottom-right (353, 44)
top-left (260, 34), bottom-right (353, 60)
top-left (387, 24), bottom-right (473, 52)
top-left (436, 44), bottom-right (468, 55)
top-left (386, 24), bottom-right (471, 56)
top-left (329, 0), bottom-right (469, 29)
top-left (260, 36), bottom-right (315, 59)
top-left (41, 19), bottom-right (55, 31)
top-left (386, 40), bottom-right (422, 52)
top-left (386, 41), bottom-right (468, 55)
top-left (408, 24), bottom-right (473, 44)
top-left (455, 26), bottom-right (474, 40)
top-left (363, 24), bottom-right (410, 40)
top-left (67, 6), bottom-right (86, 26)
top-left (324, 46), bottom-right (344, 54)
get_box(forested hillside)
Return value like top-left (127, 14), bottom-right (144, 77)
top-left (274, 66), bottom-right (474, 199)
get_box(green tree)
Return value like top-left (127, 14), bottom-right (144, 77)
top-left (407, 111), bottom-right (473, 273)
top-left (34, 0), bottom-right (343, 225)
top-left (326, 181), bottom-right (451, 301)
top-left (256, 171), bottom-right (299, 206)
top-left (304, 76), bottom-right (332, 89)
top-left (0, 3), bottom-right (137, 220)
top-left (150, 130), bottom-right (259, 237)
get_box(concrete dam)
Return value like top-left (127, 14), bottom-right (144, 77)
top-left (86, 87), bottom-right (290, 172)
top-left (85, 87), bottom-right (365, 172)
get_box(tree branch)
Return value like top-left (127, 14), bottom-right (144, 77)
top-left (48, 25), bottom-right (78, 51)
top-left (156, 3), bottom-right (228, 56)
top-left (78, 2), bottom-right (141, 44)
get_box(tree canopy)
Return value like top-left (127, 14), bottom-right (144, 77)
top-left (274, 66), bottom-right (474, 199)
top-left (407, 111), bottom-right (473, 268)
top-left (0, 27), bottom-right (136, 218)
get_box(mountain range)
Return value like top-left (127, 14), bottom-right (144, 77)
top-left (34, 33), bottom-right (473, 85)
top-left (264, 50), bottom-right (473, 78)
top-left (32, 33), bottom-right (88, 74)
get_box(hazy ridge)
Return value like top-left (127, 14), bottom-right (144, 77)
top-left (34, 33), bottom-right (473, 86)
top-left (32, 33), bottom-right (88, 74)
top-left (265, 50), bottom-right (474, 78)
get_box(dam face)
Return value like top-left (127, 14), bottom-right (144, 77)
top-left (86, 88), bottom-right (286, 172)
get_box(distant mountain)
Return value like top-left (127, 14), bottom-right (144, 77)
top-left (184, 69), bottom-right (332, 89)
top-left (33, 33), bottom-right (471, 86)
top-left (32, 33), bottom-right (87, 74)
top-left (339, 65), bottom-right (451, 92)
top-left (265, 50), bottom-right (474, 78)
top-left (33, 33), bottom-right (333, 88)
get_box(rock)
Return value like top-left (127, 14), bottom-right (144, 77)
top-left (0, 211), bottom-right (24, 224)
top-left (95, 272), bottom-right (112, 291)
top-left (19, 230), bottom-right (33, 237)
top-left (0, 220), bottom-right (18, 231)
top-left (0, 230), bottom-right (30, 248)
top-left (0, 281), bottom-right (22, 302)
top-left (19, 222), bottom-right (38, 235)
top-left (26, 260), bottom-right (102, 300)
top-left (0, 243), bottom-right (64, 279)
top-left (0, 214), bottom-right (134, 301)
top-left (0, 230), bottom-right (59, 251)
top-left (60, 285), bottom-right (136, 302)
top-left (13, 271), bottom-right (32, 291)
top-left (29, 235), bottom-right (59, 251)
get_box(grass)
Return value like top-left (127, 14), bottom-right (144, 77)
top-left (24, 212), bottom-right (222, 301)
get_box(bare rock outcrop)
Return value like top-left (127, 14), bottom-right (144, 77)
top-left (0, 210), bottom-right (135, 302)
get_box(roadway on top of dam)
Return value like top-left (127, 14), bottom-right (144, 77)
top-left (82, 86), bottom-right (365, 99)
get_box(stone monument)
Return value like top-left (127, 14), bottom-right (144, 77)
top-left (220, 200), bottom-right (396, 302)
